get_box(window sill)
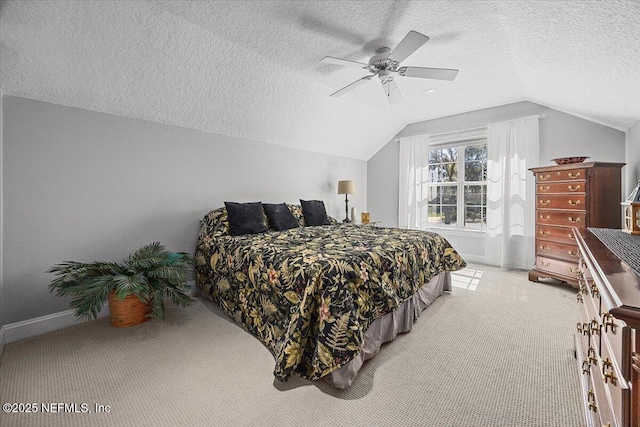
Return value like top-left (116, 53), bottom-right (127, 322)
top-left (427, 227), bottom-right (486, 237)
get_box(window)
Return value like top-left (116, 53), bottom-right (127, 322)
top-left (426, 140), bottom-right (487, 230)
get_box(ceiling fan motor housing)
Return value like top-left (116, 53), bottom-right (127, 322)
top-left (369, 47), bottom-right (400, 76)
top-left (369, 47), bottom-right (391, 65)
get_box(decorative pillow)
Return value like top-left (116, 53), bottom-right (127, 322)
top-left (224, 202), bottom-right (269, 236)
top-left (288, 204), bottom-right (306, 227)
top-left (263, 203), bottom-right (299, 231)
top-left (300, 199), bottom-right (330, 226)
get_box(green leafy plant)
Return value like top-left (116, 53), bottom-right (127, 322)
top-left (49, 242), bottom-right (195, 320)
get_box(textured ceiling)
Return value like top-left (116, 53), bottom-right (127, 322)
top-left (1, 1), bottom-right (639, 160)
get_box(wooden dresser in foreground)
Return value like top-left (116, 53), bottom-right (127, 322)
top-left (529, 162), bottom-right (625, 286)
top-left (574, 228), bottom-right (640, 427)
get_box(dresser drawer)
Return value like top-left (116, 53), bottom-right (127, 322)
top-left (537, 194), bottom-right (586, 210)
top-left (537, 210), bottom-right (586, 227)
top-left (576, 335), bottom-right (599, 427)
top-left (536, 256), bottom-right (579, 280)
top-left (599, 337), bottom-right (631, 427)
top-left (537, 181), bottom-right (586, 194)
top-left (577, 293), bottom-right (594, 350)
top-left (536, 169), bottom-right (586, 183)
top-left (584, 289), bottom-right (602, 356)
top-left (537, 225), bottom-right (581, 244)
top-left (601, 311), bottom-right (631, 380)
top-left (590, 364), bottom-right (617, 427)
top-left (537, 240), bottom-right (580, 262)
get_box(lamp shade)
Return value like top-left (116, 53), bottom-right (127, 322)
top-left (337, 180), bottom-right (356, 195)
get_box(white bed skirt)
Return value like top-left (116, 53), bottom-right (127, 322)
top-left (323, 271), bottom-right (452, 389)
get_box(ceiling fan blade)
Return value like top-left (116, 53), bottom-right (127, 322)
top-left (382, 79), bottom-right (403, 104)
top-left (321, 56), bottom-right (369, 69)
top-left (388, 30), bottom-right (429, 63)
top-left (398, 66), bottom-right (459, 81)
top-left (330, 75), bottom-right (374, 97)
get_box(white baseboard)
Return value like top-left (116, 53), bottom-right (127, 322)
top-left (1, 307), bottom-right (108, 345)
top-left (0, 326), bottom-right (5, 357)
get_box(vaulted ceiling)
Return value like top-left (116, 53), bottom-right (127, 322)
top-left (1, 1), bottom-right (639, 160)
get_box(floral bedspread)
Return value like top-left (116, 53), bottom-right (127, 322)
top-left (195, 222), bottom-right (466, 382)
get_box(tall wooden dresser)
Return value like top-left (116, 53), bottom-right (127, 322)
top-left (573, 228), bottom-right (640, 427)
top-left (528, 162), bottom-right (625, 285)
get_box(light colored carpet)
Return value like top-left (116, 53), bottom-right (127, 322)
top-left (0, 263), bottom-right (582, 427)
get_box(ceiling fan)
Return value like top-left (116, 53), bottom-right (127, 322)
top-left (321, 30), bottom-right (459, 104)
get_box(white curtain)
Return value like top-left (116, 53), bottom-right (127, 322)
top-left (484, 116), bottom-right (539, 269)
top-left (398, 135), bottom-right (430, 229)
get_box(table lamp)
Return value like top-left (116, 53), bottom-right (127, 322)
top-left (337, 180), bottom-right (356, 223)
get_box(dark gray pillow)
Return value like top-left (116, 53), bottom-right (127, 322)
top-left (262, 203), bottom-right (299, 231)
top-left (300, 199), bottom-right (330, 226)
top-left (224, 202), bottom-right (268, 236)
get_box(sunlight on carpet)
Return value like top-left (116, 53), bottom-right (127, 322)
top-left (451, 267), bottom-right (483, 291)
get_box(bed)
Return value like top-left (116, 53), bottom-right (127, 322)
top-left (195, 204), bottom-right (466, 387)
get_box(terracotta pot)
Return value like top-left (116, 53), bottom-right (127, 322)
top-left (107, 291), bottom-right (151, 327)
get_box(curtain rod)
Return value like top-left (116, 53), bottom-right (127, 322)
top-left (407, 113), bottom-right (546, 140)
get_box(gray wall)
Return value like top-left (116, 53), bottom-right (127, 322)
top-left (1, 95), bottom-right (366, 326)
top-left (368, 101), bottom-right (626, 262)
top-left (366, 139), bottom-right (398, 228)
top-left (626, 120), bottom-right (640, 194)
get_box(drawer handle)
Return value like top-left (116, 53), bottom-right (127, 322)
top-left (568, 233), bottom-right (575, 240)
top-left (568, 199), bottom-right (581, 206)
top-left (568, 216), bottom-right (581, 223)
top-left (568, 172), bottom-right (581, 179)
top-left (590, 283), bottom-right (599, 297)
top-left (590, 318), bottom-right (600, 335)
top-left (582, 323), bottom-right (590, 336)
top-left (602, 358), bottom-right (618, 386)
top-left (539, 174), bottom-right (551, 181)
top-left (539, 185), bottom-right (550, 192)
top-left (540, 199), bottom-right (551, 206)
top-left (580, 283), bottom-right (589, 296)
top-left (576, 293), bottom-right (583, 303)
top-left (567, 267), bottom-right (579, 274)
top-left (539, 230), bottom-right (551, 236)
top-left (602, 312), bottom-right (617, 334)
top-left (581, 359), bottom-right (590, 375)
top-left (587, 389), bottom-right (597, 412)
top-left (587, 346), bottom-right (597, 364)
top-left (538, 260), bottom-right (550, 267)
top-left (539, 245), bottom-right (550, 251)
top-left (568, 184), bottom-right (581, 192)
top-left (539, 214), bottom-right (551, 221)
top-left (568, 250), bottom-right (578, 257)
top-left (577, 322), bottom-right (583, 333)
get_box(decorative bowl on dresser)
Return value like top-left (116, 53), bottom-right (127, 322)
top-left (528, 162), bottom-right (625, 286)
top-left (573, 228), bottom-right (640, 427)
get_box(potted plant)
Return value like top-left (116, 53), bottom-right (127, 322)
top-left (49, 242), bottom-right (195, 327)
